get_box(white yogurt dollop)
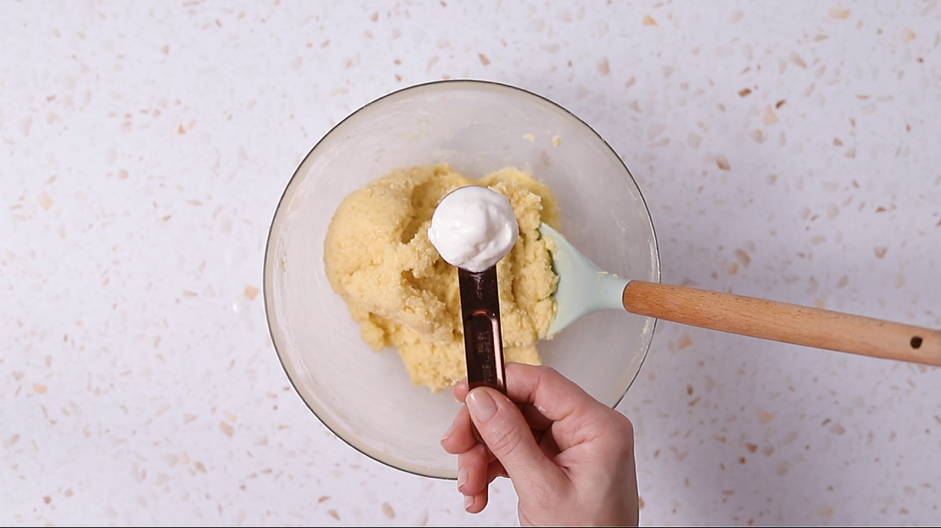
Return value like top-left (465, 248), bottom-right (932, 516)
top-left (428, 186), bottom-right (520, 273)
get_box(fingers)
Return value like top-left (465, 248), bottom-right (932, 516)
top-left (487, 461), bottom-right (509, 481)
top-left (456, 445), bottom-right (509, 515)
top-left (520, 402), bottom-right (553, 432)
top-left (451, 377), bottom-right (469, 402)
top-left (440, 405), bottom-right (477, 455)
top-left (464, 487), bottom-right (488, 514)
top-left (453, 364), bottom-right (624, 454)
top-left (454, 363), bottom-right (602, 422)
top-left (455, 444), bottom-right (508, 496)
top-left (502, 363), bottom-right (618, 451)
top-left (457, 444), bottom-right (489, 495)
top-left (442, 400), bottom-right (552, 457)
top-left (443, 410), bottom-right (500, 515)
top-left (537, 430), bottom-right (562, 460)
top-left (464, 387), bottom-right (565, 496)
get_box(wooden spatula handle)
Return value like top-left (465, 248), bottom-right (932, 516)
top-left (622, 281), bottom-right (941, 367)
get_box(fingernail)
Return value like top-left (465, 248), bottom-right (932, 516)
top-left (464, 494), bottom-right (474, 512)
top-left (466, 389), bottom-right (497, 422)
top-left (440, 424), bottom-right (454, 443)
top-left (457, 467), bottom-right (467, 491)
top-left (451, 378), bottom-right (464, 402)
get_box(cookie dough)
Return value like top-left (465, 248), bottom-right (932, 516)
top-left (323, 163), bottom-right (560, 392)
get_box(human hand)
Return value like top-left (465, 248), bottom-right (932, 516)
top-left (440, 363), bottom-right (639, 527)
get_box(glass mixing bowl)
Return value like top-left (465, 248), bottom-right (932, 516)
top-left (263, 80), bottom-right (660, 479)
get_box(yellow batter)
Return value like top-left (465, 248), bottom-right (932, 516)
top-left (324, 164), bottom-right (560, 392)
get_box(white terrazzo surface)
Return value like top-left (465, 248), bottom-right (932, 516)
top-left (2, 0), bottom-right (940, 526)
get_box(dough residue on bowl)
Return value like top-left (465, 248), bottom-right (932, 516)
top-left (323, 163), bottom-right (560, 392)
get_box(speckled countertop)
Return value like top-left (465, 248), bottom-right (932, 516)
top-left (3, 0), bottom-right (940, 526)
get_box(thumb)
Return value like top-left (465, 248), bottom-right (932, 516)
top-left (465, 387), bottom-right (562, 491)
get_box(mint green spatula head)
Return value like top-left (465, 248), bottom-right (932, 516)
top-left (540, 223), bottom-right (629, 337)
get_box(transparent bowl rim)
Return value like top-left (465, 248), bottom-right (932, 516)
top-left (262, 78), bottom-right (662, 479)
